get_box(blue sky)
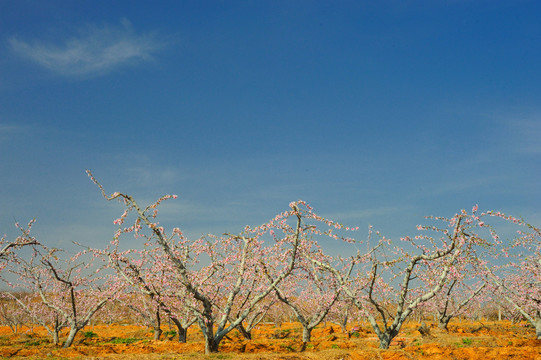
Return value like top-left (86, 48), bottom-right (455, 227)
top-left (1, 1), bottom-right (540, 252)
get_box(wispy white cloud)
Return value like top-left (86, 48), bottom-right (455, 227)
top-left (123, 166), bottom-right (184, 188)
top-left (8, 19), bottom-right (165, 78)
top-left (323, 206), bottom-right (409, 222)
top-left (482, 108), bottom-right (541, 155)
top-left (419, 176), bottom-right (495, 198)
top-left (511, 118), bottom-right (541, 155)
top-left (0, 123), bottom-right (29, 144)
top-left (0, 123), bottom-right (26, 133)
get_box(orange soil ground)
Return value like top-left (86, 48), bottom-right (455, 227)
top-left (0, 320), bottom-right (539, 359)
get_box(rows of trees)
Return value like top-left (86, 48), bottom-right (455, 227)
top-left (0, 172), bottom-right (539, 353)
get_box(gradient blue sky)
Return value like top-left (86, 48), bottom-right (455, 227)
top-left (1, 1), bottom-right (540, 252)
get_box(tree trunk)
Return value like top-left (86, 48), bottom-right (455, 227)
top-left (340, 317), bottom-right (348, 333)
top-left (438, 316), bottom-right (451, 331)
top-left (153, 308), bottom-right (162, 340)
top-left (53, 317), bottom-right (62, 345)
top-left (204, 336), bottom-right (220, 354)
top-left (153, 326), bottom-right (162, 340)
top-left (378, 328), bottom-right (399, 349)
top-left (63, 327), bottom-right (78, 348)
top-left (170, 318), bottom-right (188, 343)
top-left (535, 319), bottom-right (541, 340)
top-left (379, 333), bottom-right (392, 349)
top-left (199, 319), bottom-right (222, 354)
top-left (236, 323), bottom-right (252, 340)
top-left (177, 325), bottom-right (187, 343)
top-left (419, 322), bottom-right (432, 336)
top-left (302, 326), bottom-right (312, 343)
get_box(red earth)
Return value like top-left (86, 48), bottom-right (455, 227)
top-left (0, 320), bottom-right (539, 359)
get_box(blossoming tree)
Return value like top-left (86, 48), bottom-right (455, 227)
top-left (3, 226), bottom-right (116, 348)
top-left (0, 219), bottom-right (40, 272)
top-left (309, 207), bottom-right (491, 349)
top-left (481, 211), bottom-right (541, 339)
top-left (88, 171), bottom-right (316, 353)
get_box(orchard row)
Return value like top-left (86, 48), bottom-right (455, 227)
top-left (0, 171), bottom-right (539, 353)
